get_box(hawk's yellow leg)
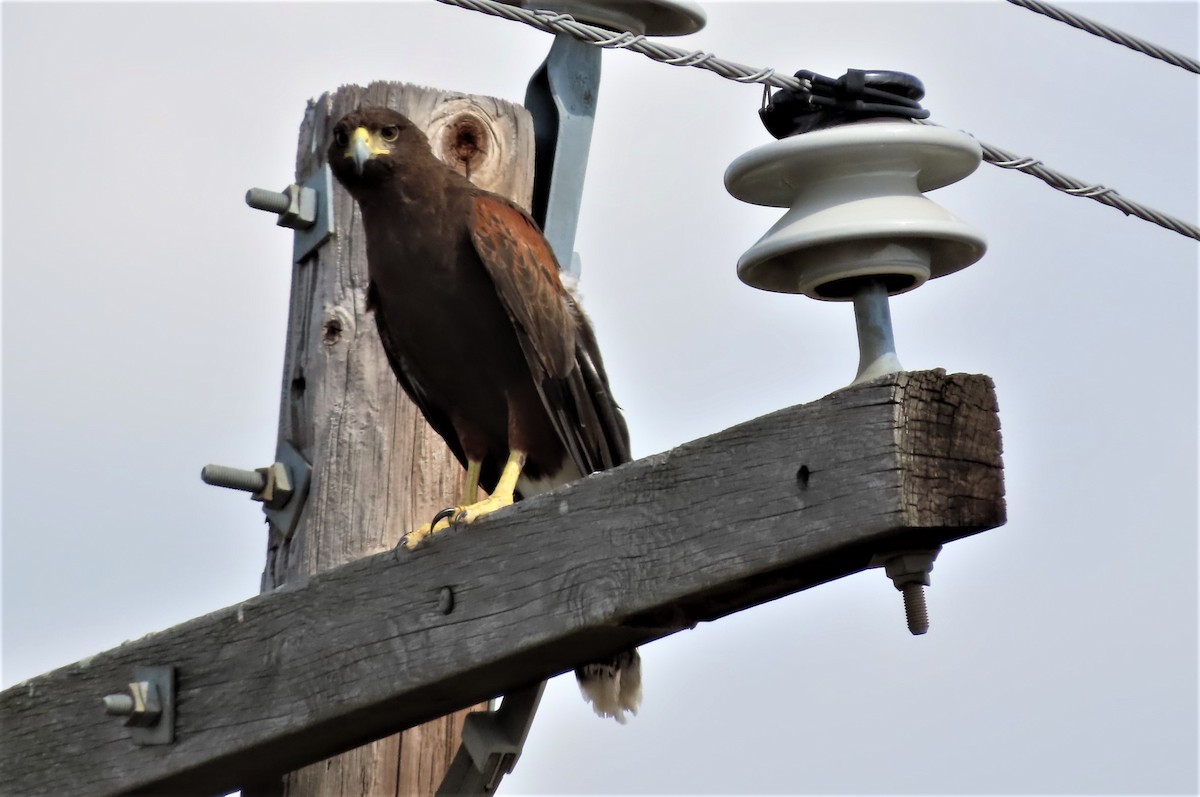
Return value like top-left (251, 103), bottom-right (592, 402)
top-left (462, 459), bottom-right (482, 504)
top-left (403, 450), bottom-right (526, 550)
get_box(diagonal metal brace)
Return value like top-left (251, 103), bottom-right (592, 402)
top-left (437, 682), bottom-right (546, 795)
top-left (437, 31), bottom-right (601, 797)
top-left (524, 34), bottom-right (602, 279)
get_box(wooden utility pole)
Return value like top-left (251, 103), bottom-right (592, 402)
top-left (256, 81), bottom-right (535, 796)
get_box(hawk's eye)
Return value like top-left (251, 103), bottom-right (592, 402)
top-left (381, 126), bottom-right (400, 142)
top-left (333, 127), bottom-right (349, 148)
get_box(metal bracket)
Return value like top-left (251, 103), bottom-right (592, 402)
top-left (434, 32), bottom-right (603, 797)
top-left (265, 441), bottom-right (313, 541)
top-left (437, 682), bottom-right (546, 795)
top-left (201, 441), bottom-right (312, 541)
top-left (102, 665), bottom-right (176, 745)
top-left (244, 165), bottom-right (334, 264)
top-left (291, 166), bottom-right (334, 263)
top-left (524, 34), bottom-right (601, 269)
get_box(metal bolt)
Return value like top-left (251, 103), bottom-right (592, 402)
top-left (103, 693), bottom-right (135, 716)
top-left (901, 582), bottom-right (929, 635)
top-left (245, 188), bottom-right (291, 215)
top-left (872, 548), bottom-right (940, 636)
top-left (245, 184), bottom-right (318, 230)
top-left (101, 666), bottom-right (176, 745)
top-left (202, 462), bottom-right (293, 509)
top-left (102, 681), bottom-right (162, 727)
top-left (201, 464), bottom-right (267, 494)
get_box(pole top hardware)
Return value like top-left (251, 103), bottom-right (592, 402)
top-left (760, 68), bottom-right (929, 139)
top-left (727, 73), bottom-right (984, 622)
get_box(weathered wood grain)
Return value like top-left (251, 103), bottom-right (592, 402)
top-left (0, 370), bottom-right (1004, 797)
top-left (259, 82), bottom-right (533, 796)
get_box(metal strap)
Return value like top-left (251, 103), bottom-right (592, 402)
top-left (436, 31), bottom-right (601, 797)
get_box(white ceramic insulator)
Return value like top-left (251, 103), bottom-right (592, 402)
top-left (724, 121), bottom-right (987, 301)
top-left (501, 0), bottom-right (706, 36)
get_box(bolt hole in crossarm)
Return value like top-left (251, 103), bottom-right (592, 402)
top-left (795, 464), bottom-right (810, 489)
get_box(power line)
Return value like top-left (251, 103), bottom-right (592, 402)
top-left (435, 0), bottom-right (804, 91)
top-left (1005, 0), bottom-right (1199, 74)
top-left (434, 0), bottom-right (1198, 243)
top-left (918, 121), bottom-right (1199, 241)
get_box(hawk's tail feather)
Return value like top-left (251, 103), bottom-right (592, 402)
top-left (575, 648), bottom-right (642, 724)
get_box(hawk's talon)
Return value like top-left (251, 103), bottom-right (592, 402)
top-left (400, 452), bottom-right (523, 550)
top-left (401, 506), bottom-right (464, 551)
top-left (431, 506), bottom-right (460, 528)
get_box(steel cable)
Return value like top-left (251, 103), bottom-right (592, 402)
top-left (436, 0), bottom-right (806, 91)
top-left (1005, 0), bottom-right (1199, 74)
top-left (916, 121), bottom-right (1199, 240)
top-left (434, 0), bottom-right (1199, 242)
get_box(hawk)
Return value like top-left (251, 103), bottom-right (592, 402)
top-left (328, 106), bottom-right (641, 722)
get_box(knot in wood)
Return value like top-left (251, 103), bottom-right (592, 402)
top-left (441, 115), bottom-right (488, 176)
top-left (321, 306), bottom-right (354, 346)
top-left (322, 318), bottom-right (343, 345)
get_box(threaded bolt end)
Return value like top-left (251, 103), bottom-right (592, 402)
top-left (201, 464), bottom-right (266, 493)
top-left (245, 188), bottom-right (291, 214)
top-left (901, 582), bottom-right (929, 635)
top-left (103, 693), bottom-right (134, 716)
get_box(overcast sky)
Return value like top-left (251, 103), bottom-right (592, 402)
top-left (3, 1), bottom-right (1197, 794)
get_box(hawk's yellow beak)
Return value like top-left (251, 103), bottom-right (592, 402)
top-left (348, 127), bottom-right (390, 175)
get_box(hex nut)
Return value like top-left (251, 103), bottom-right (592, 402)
top-left (104, 681), bottom-right (162, 727)
top-left (254, 462), bottom-right (294, 510)
top-left (277, 184), bottom-right (317, 230)
top-left (883, 552), bottom-right (936, 587)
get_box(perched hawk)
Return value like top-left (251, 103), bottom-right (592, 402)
top-left (328, 106), bottom-right (641, 722)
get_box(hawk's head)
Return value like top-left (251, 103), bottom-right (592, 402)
top-left (328, 107), bottom-right (428, 185)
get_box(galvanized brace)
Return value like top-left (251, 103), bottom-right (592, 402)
top-left (436, 682), bottom-right (547, 794)
top-left (524, 33), bottom-right (602, 278)
top-left (436, 30), bottom-right (603, 797)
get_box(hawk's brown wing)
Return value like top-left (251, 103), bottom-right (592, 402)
top-left (469, 194), bottom-right (630, 474)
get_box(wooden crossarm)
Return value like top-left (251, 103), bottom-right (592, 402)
top-left (0, 370), bottom-right (1004, 797)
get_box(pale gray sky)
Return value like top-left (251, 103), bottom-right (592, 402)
top-left (2, 1), bottom-right (1197, 793)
